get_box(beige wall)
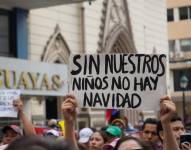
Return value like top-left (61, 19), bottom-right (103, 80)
top-left (83, 0), bottom-right (103, 53)
top-left (174, 100), bottom-right (191, 117)
top-left (167, 0), bottom-right (191, 8)
top-left (28, 4), bottom-right (83, 61)
top-left (168, 20), bottom-right (191, 40)
top-left (128, 0), bottom-right (168, 54)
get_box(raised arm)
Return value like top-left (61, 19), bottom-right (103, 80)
top-left (61, 94), bottom-right (79, 150)
top-left (13, 99), bottom-right (36, 135)
top-left (160, 96), bottom-right (179, 150)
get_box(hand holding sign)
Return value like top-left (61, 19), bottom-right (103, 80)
top-left (13, 99), bottom-right (24, 113)
top-left (62, 94), bottom-right (77, 123)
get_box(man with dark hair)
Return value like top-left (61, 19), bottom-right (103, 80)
top-left (141, 118), bottom-right (159, 143)
top-left (157, 114), bottom-right (185, 145)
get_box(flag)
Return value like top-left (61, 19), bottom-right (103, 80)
top-left (105, 109), bottom-right (120, 122)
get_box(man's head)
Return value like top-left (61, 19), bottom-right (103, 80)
top-left (48, 119), bottom-right (58, 129)
top-left (158, 115), bottom-right (185, 144)
top-left (2, 125), bottom-right (22, 145)
top-left (141, 118), bottom-right (159, 143)
top-left (171, 115), bottom-right (185, 141)
top-left (111, 118), bottom-right (126, 130)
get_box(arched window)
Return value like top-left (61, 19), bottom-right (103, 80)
top-left (98, 0), bottom-right (136, 53)
top-left (41, 25), bottom-right (70, 64)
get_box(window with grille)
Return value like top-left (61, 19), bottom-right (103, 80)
top-left (180, 39), bottom-right (191, 52)
top-left (0, 10), bottom-right (10, 56)
top-left (167, 9), bottom-right (174, 22)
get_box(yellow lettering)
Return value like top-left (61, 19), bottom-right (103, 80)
top-left (4, 70), bottom-right (16, 89)
top-left (17, 72), bottom-right (30, 89)
top-left (40, 74), bottom-right (51, 90)
top-left (52, 75), bottom-right (61, 91)
top-left (28, 72), bottom-right (40, 89)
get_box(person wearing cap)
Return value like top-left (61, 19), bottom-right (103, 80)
top-left (78, 127), bottom-right (93, 148)
top-left (0, 98), bottom-right (36, 146)
top-left (105, 125), bottom-right (122, 141)
top-left (43, 129), bottom-right (60, 139)
top-left (1, 125), bottom-right (22, 145)
top-left (47, 119), bottom-right (59, 129)
top-left (101, 126), bottom-right (122, 150)
top-left (111, 118), bottom-right (126, 130)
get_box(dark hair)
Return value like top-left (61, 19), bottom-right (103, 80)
top-left (157, 114), bottom-right (183, 141)
top-left (6, 135), bottom-right (74, 150)
top-left (157, 114), bottom-right (182, 133)
top-left (90, 131), bottom-right (108, 143)
top-left (157, 121), bottom-right (163, 140)
top-left (142, 118), bottom-right (158, 131)
top-left (171, 114), bottom-right (182, 123)
top-left (114, 136), bottom-right (154, 150)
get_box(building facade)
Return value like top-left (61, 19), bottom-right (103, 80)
top-left (167, 0), bottom-right (191, 125)
top-left (0, 0), bottom-right (168, 128)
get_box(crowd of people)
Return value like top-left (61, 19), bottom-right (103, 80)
top-left (0, 95), bottom-right (190, 150)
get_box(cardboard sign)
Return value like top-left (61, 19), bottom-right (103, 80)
top-left (69, 54), bottom-right (166, 110)
top-left (0, 90), bottom-right (20, 117)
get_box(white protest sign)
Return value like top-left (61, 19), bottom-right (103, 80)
top-left (0, 90), bottom-right (20, 117)
top-left (69, 54), bottom-right (166, 111)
